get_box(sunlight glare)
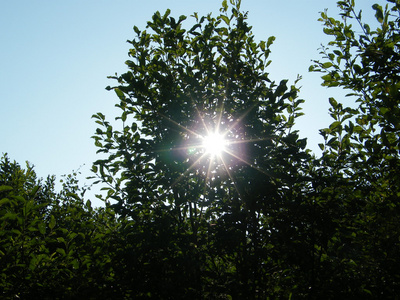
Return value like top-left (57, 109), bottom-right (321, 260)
top-left (202, 132), bottom-right (226, 156)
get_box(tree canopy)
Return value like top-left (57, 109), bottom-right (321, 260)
top-left (1, 0), bottom-right (400, 298)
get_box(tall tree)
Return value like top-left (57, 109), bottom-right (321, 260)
top-left (310, 0), bottom-right (400, 297)
top-left (92, 0), bottom-right (309, 298)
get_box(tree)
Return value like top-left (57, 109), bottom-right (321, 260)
top-left (310, 0), bottom-right (400, 297)
top-left (92, 0), bottom-right (309, 298)
top-left (0, 154), bottom-right (121, 299)
top-left (3, 0), bottom-right (399, 298)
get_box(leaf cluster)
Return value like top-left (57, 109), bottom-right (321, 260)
top-left (0, 154), bottom-right (121, 299)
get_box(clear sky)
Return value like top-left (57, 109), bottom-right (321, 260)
top-left (0, 0), bottom-right (377, 206)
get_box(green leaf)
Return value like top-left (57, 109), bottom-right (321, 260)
top-left (267, 36), bottom-right (275, 48)
top-left (86, 199), bottom-right (92, 208)
top-left (11, 229), bottom-right (21, 235)
top-left (380, 107), bottom-right (390, 115)
top-left (56, 248), bottom-right (66, 256)
top-left (72, 259), bottom-right (79, 269)
top-left (222, 0), bottom-right (228, 11)
top-left (220, 15), bottom-right (230, 25)
top-left (353, 64), bottom-right (362, 73)
top-left (0, 185), bottom-right (13, 192)
top-left (114, 88), bottom-right (125, 100)
top-left (2, 212), bottom-right (17, 220)
top-left (66, 192), bottom-right (80, 201)
top-left (121, 111), bottom-right (127, 122)
top-left (38, 222), bottom-right (46, 235)
top-left (49, 215), bottom-right (56, 230)
top-left (322, 62), bottom-right (333, 68)
top-left (323, 27), bottom-right (334, 35)
top-left (133, 25), bottom-right (141, 35)
top-left (329, 97), bottom-right (338, 108)
top-left (0, 198), bottom-right (10, 206)
top-left (329, 121), bottom-right (341, 130)
top-left (29, 185), bottom-right (40, 198)
top-left (372, 4), bottom-right (384, 23)
top-left (333, 50), bottom-right (342, 56)
top-left (321, 74), bottom-right (332, 83)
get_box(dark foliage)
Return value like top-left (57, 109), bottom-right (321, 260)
top-left (1, 0), bottom-right (400, 298)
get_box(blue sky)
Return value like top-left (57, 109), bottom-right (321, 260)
top-left (1, 1), bottom-right (377, 206)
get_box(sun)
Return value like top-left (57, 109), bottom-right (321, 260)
top-left (202, 132), bottom-right (226, 157)
top-left (157, 103), bottom-right (270, 197)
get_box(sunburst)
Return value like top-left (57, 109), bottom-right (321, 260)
top-left (202, 131), bottom-right (226, 157)
top-left (156, 102), bottom-right (271, 200)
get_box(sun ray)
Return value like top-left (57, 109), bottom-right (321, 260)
top-left (153, 99), bottom-right (276, 202)
top-left (170, 151), bottom-right (209, 188)
top-left (225, 102), bottom-right (259, 134)
top-left (158, 111), bottom-right (202, 138)
top-left (224, 148), bottom-right (274, 178)
top-left (227, 136), bottom-right (273, 146)
top-left (215, 100), bottom-right (224, 133)
top-left (153, 143), bottom-right (199, 155)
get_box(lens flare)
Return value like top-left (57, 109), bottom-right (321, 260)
top-left (202, 132), bottom-right (226, 156)
top-left (155, 102), bottom-right (272, 199)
